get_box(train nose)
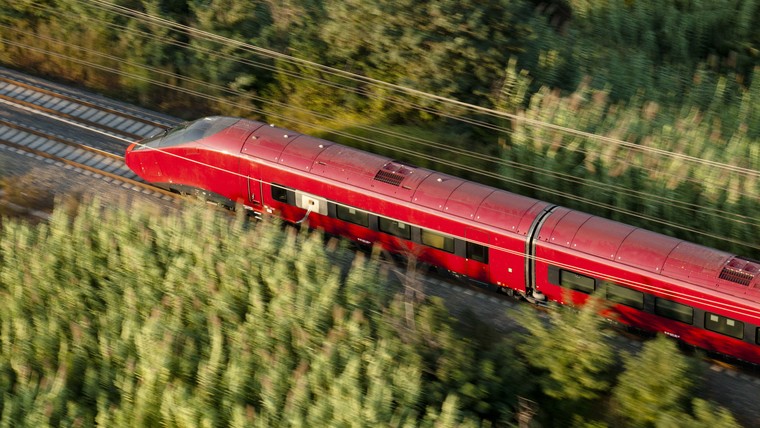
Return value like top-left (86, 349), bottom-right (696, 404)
top-left (124, 143), bottom-right (139, 172)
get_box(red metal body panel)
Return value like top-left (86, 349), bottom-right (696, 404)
top-left (413, 173), bottom-right (465, 211)
top-left (444, 181), bottom-right (494, 219)
top-left (489, 234), bottom-right (529, 290)
top-left (662, 241), bottom-right (732, 285)
top-left (278, 135), bottom-right (333, 172)
top-left (534, 242), bottom-right (760, 363)
top-left (474, 190), bottom-right (543, 234)
top-left (517, 201), bottom-right (553, 236)
top-left (615, 229), bottom-right (680, 273)
top-left (545, 209), bottom-right (593, 247)
top-left (312, 145), bottom-right (389, 184)
top-left (227, 117), bottom-right (264, 136)
top-left (572, 216), bottom-right (635, 260)
top-left (241, 124), bottom-right (298, 162)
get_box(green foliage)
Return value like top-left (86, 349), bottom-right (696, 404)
top-left (319, 0), bottom-right (538, 104)
top-left (611, 336), bottom-right (739, 428)
top-left (655, 398), bottom-right (740, 428)
top-left (513, 297), bottom-right (615, 426)
top-left (536, 0), bottom-right (760, 103)
top-left (0, 198), bottom-right (528, 426)
top-left (0, 198), bottom-right (743, 426)
top-left (516, 298), bottom-right (614, 403)
top-left (611, 335), bottom-right (695, 426)
top-left (2, 1), bottom-right (757, 259)
top-left (501, 71), bottom-right (760, 258)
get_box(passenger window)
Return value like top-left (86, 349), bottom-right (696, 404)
top-left (421, 229), bottom-right (454, 253)
top-left (337, 205), bottom-right (369, 227)
top-left (271, 184), bottom-right (289, 203)
top-left (756, 328), bottom-right (760, 345)
top-left (705, 312), bottom-right (744, 340)
top-left (378, 217), bottom-right (411, 240)
top-left (601, 281), bottom-right (644, 309)
top-left (654, 297), bottom-right (693, 324)
top-left (466, 242), bottom-right (488, 263)
top-left (560, 270), bottom-right (595, 294)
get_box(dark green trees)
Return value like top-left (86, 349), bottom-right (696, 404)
top-left (611, 335), bottom-right (739, 428)
top-left (0, 199), bottom-right (518, 426)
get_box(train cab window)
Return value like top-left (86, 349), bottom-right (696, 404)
top-left (135, 117), bottom-right (239, 150)
top-left (337, 205), bottom-right (370, 227)
top-left (705, 312), bottom-right (744, 340)
top-left (560, 270), bottom-right (595, 294)
top-left (654, 297), bottom-right (693, 324)
top-left (466, 242), bottom-right (489, 263)
top-left (379, 217), bottom-right (411, 240)
top-left (421, 229), bottom-right (454, 253)
top-left (601, 281), bottom-right (644, 309)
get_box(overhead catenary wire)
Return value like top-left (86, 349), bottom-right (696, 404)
top-left (2, 22), bottom-right (758, 237)
top-left (77, 0), bottom-right (760, 179)
top-left (15, 1), bottom-right (760, 190)
top-left (5, 32), bottom-right (759, 241)
top-left (39, 2), bottom-right (759, 222)
top-left (3, 5), bottom-right (759, 242)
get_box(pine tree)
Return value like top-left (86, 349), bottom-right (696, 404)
top-left (611, 335), bottom-right (695, 426)
top-left (514, 297), bottom-right (614, 425)
top-left (516, 299), bottom-right (614, 402)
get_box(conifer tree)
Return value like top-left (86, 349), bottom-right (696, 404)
top-left (516, 298), bottom-right (614, 402)
top-left (613, 335), bottom-right (686, 421)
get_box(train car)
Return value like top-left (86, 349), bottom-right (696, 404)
top-left (125, 116), bottom-right (760, 364)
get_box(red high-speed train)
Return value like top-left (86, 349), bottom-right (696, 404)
top-left (125, 116), bottom-right (760, 364)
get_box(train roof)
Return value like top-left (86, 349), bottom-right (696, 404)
top-left (237, 118), bottom-right (547, 235)
top-left (540, 207), bottom-right (760, 296)
top-left (231, 117), bottom-right (760, 298)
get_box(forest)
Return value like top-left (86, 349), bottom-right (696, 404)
top-left (0, 0), bottom-right (758, 258)
top-left (0, 199), bottom-right (742, 426)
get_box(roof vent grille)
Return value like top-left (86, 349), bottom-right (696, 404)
top-left (373, 161), bottom-right (415, 186)
top-left (719, 257), bottom-right (758, 286)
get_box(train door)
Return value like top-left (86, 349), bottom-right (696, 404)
top-left (239, 161), bottom-right (263, 209)
top-left (465, 227), bottom-right (491, 283)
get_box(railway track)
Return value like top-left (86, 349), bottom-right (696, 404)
top-left (0, 120), bottom-right (175, 201)
top-left (0, 68), bottom-right (179, 202)
top-left (0, 68), bottom-right (177, 141)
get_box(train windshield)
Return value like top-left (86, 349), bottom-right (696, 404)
top-left (133, 117), bottom-right (238, 150)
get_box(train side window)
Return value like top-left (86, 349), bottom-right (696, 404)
top-left (337, 205), bottom-right (370, 227)
top-left (466, 242), bottom-right (488, 263)
top-left (379, 217), bottom-right (411, 240)
top-left (601, 281), bottom-right (644, 309)
top-left (560, 270), bottom-right (595, 294)
top-left (756, 328), bottom-right (760, 345)
top-left (705, 312), bottom-right (744, 340)
top-left (271, 183), bottom-right (290, 203)
top-left (421, 229), bottom-right (454, 253)
top-left (654, 297), bottom-right (693, 324)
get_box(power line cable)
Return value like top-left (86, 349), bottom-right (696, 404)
top-left (77, 0), bottom-right (760, 179)
top-left (22, 1), bottom-right (760, 190)
top-left (3, 28), bottom-right (757, 235)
